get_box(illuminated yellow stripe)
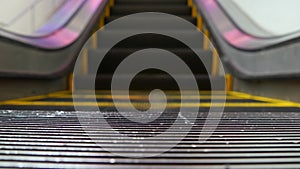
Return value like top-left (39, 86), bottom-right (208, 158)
top-left (50, 92), bottom-right (232, 97)
top-left (211, 48), bottom-right (219, 76)
top-left (226, 74), bottom-right (233, 91)
top-left (2, 90), bottom-right (299, 108)
top-left (109, 0), bottom-right (114, 6)
top-left (99, 14), bottom-right (105, 28)
top-left (188, 0), bottom-right (192, 7)
top-left (73, 90), bottom-right (228, 95)
top-left (68, 73), bottom-right (74, 92)
top-left (230, 91), bottom-right (298, 103)
top-left (105, 5), bottom-right (110, 17)
top-left (197, 15), bottom-right (203, 30)
top-left (51, 94), bottom-right (234, 100)
top-left (0, 91), bottom-right (71, 104)
top-left (192, 5), bottom-right (197, 18)
top-left (2, 101), bottom-right (296, 108)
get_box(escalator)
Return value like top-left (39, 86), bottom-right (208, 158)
top-left (0, 0), bottom-right (300, 168)
top-left (74, 0), bottom-right (219, 91)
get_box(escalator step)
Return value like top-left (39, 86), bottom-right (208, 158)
top-left (105, 16), bottom-right (197, 26)
top-left (0, 109), bottom-right (300, 168)
top-left (87, 48), bottom-right (212, 75)
top-left (111, 6), bottom-right (191, 16)
top-left (96, 31), bottom-right (203, 49)
top-left (115, 0), bottom-right (187, 5)
top-left (74, 74), bottom-right (221, 90)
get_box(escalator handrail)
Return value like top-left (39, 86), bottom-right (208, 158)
top-left (195, 0), bottom-right (300, 51)
top-left (0, 0), bottom-right (108, 79)
top-left (0, 0), bottom-right (104, 50)
top-left (194, 0), bottom-right (300, 79)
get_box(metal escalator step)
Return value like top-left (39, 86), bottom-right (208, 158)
top-left (105, 16), bottom-right (197, 26)
top-left (0, 110), bottom-right (300, 168)
top-left (1, 91), bottom-right (299, 112)
top-left (110, 6), bottom-right (191, 16)
top-left (87, 48), bottom-right (212, 75)
top-left (115, 0), bottom-right (187, 5)
top-left (96, 32), bottom-right (203, 49)
top-left (74, 74), bottom-right (222, 90)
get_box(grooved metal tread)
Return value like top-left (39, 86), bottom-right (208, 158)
top-left (0, 110), bottom-right (299, 168)
top-left (0, 90), bottom-right (300, 168)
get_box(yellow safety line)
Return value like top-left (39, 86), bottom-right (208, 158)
top-left (2, 101), bottom-right (295, 108)
top-left (191, 4), bottom-right (197, 18)
top-left (99, 14), bottom-right (105, 29)
top-left (2, 90), bottom-right (299, 108)
top-left (197, 15), bottom-right (203, 30)
top-left (228, 91), bottom-right (300, 106)
top-left (68, 73), bottom-right (74, 92)
top-left (105, 5), bottom-right (110, 17)
top-left (188, 0), bottom-right (192, 7)
top-left (0, 90), bottom-right (71, 105)
top-left (230, 91), bottom-right (300, 107)
top-left (50, 94), bottom-right (235, 100)
top-left (109, 0), bottom-right (114, 7)
top-left (211, 48), bottom-right (219, 76)
top-left (230, 91), bottom-right (289, 103)
top-left (72, 90), bottom-right (229, 95)
top-left (226, 74), bottom-right (233, 91)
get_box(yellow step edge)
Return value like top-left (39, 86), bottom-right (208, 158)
top-left (109, 0), bottom-right (114, 7)
top-left (1, 90), bottom-right (299, 108)
top-left (72, 90), bottom-right (228, 94)
top-left (0, 90), bottom-right (70, 105)
top-left (51, 94), bottom-right (237, 100)
top-left (1, 101), bottom-right (296, 108)
top-left (226, 74), bottom-right (233, 91)
top-left (229, 91), bottom-right (300, 107)
top-left (187, 0), bottom-right (192, 7)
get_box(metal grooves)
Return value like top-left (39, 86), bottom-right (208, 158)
top-left (0, 111), bottom-right (299, 168)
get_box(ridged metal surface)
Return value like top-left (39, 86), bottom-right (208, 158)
top-left (0, 110), bottom-right (300, 168)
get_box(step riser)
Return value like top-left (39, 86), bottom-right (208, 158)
top-left (115, 0), bottom-right (187, 5)
top-left (74, 75), bottom-right (225, 90)
top-left (105, 17), bottom-right (197, 28)
top-left (96, 33), bottom-right (203, 49)
top-left (86, 49), bottom-right (212, 75)
top-left (111, 6), bottom-right (191, 16)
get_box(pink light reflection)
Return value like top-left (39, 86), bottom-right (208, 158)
top-left (199, 0), bottom-right (218, 12)
top-left (223, 29), bottom-right (253, 46)
top-left (87, 0), bottom-right (103, 11)
top-left (35, 28), bottom-right (79, 48)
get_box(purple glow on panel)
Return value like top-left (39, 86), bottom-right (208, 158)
top-left (37, 0), bottom-right (104, 49)
top-left (0, 0), bottom-right (107, 49)
top-left (223, 29), bottom-right (253, 46)
top-left (199, 0), bottom-right (217, 11)
top-left (32, 28), bottom-right (79, 48)
top-left (36, 0), bottom-right (85, 36)
top-left (37, 0), bottom-right (104, 48)
top-left (200, 0), bottom-right (256, 48)
top-left (204, 0), bottom-right (216, 7)
top-left (88, 0), bottom-right (102, 11)
top-left (49, 28), bottom-right (79, 46)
